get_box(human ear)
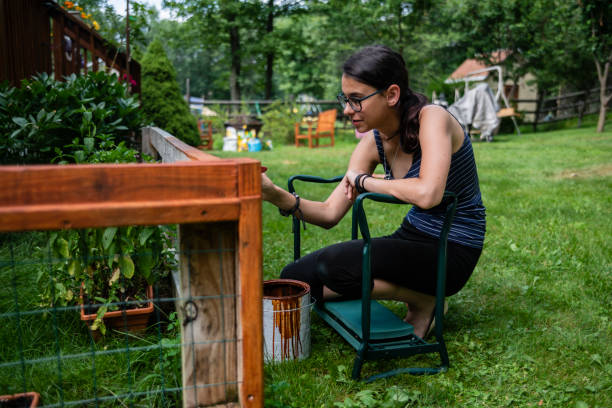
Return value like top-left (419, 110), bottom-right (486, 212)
top-left (386, 84), bottom-right (400, 107)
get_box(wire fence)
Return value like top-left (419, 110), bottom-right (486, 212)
top-left (0, 132), bottom-right (264, 408)
top-left (0, 226), bottom-right (243, 407)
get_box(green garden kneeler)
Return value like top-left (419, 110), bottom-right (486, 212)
top-left (288, 175), bottom-right (458, 382)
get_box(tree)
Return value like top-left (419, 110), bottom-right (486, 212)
top-left (578, 0), bottom-right (611, 132)
top-left (141, 39), bottom-right (200, 145)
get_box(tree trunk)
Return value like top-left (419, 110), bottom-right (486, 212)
top-left (228, 14), bottom-right (241, 110)
top-left (595, 54), bottom-right (611, 133)
top-left (577, 88), bottom-right (589, 128)
top-left (264, 0), bottom-right (274, 100)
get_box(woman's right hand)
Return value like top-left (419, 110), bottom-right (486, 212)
top-left (261, 173), bottom-right (278, 202)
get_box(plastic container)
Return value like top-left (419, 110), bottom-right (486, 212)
top-left (248, 138), bottom-right (262, 152)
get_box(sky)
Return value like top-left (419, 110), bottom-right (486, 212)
top-left (106, 0), bottom-right (173, 20)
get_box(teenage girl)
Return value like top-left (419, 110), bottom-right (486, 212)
top-left (261, 45), bottom-right (486, 338)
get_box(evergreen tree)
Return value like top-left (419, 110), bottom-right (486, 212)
top-left (141, 39), bottom-right (199, 146)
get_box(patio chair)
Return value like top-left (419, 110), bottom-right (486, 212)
top-left (287, 175), bottom-right (457, 382)
top-left (294, 109), bottom-right (337, 148)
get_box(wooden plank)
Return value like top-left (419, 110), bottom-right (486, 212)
top-left (142, 127), bottom-right (220, 163)
top-left (180, 222), bottom-right (239, 408)
top-left (52, 10), bottom-right (64, 80)
top-left (236, 161), bottom-right (263, 408)
top-left (0, 198), bottom-right (240, 232)
top-left (237, 198), bottom-right (263, 408)
top-left (0, 162), bottom-right (238, 207)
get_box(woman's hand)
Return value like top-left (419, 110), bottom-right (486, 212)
top-left (343, 170), bottom-right (359, 201)
top-left (261, 173), bottom-right (279, 202)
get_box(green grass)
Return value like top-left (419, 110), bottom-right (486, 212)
top-left (216, 126), bottom-right (612, 407)
top-left (1, 125), bottom-right (610, 407)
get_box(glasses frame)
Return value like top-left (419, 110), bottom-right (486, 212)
top-left (337, 89), bottom-right (384, 112)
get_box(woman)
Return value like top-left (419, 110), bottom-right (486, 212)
top-left (261, 45), bottom-right (486, 339)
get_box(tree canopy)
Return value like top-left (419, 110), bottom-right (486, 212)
top-left (79, 0), bottom-right (609, 128)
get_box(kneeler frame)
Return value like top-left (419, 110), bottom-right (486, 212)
top-left (288, 175), bottom-right (458, 382)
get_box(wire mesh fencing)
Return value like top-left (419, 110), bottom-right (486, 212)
top-left (0, 158), bottom-right (264, 408)
top-left (0, 224), bottom-right (246, 407)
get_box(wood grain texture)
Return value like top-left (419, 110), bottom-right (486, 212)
top-left (236, 160), bottom-right (263, 408)
top-left (180, 222), bottom-right (238, 408)
top-left (143, 127), bottom-right (220, 163)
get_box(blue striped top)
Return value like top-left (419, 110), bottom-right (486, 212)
top-left (374, 128), bottom-right (486, 249)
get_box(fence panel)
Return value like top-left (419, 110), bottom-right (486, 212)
top-left (0, 130), bottom-right (263, 407)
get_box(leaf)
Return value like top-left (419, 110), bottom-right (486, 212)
top-left (54, 238), bottom-right (70, 259)
top-left (84, 137), bottom-right (94, 152)
top-left (101, 227), bottom-right (117, 250)
top-left (119, 255), bottom-right (135, 279)
top-left (12, 117), bottom-right (28, 127)
top-left (135, 250), bottom-right (155, 283)
top-left (109, 267), bottom-right (121, 286)
top-left (138, 227), bottom-right (155, 246)
top-left (67, 259), bottom-right (79, 276)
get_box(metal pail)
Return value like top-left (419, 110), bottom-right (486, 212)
top-left (262, 279), bottom-right (313, 362)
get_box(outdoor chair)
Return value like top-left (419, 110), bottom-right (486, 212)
top-left (294, 109), bottom-right (337, 148)
top-left (198, 119), bottom-right (213, 150)
top-left (287, 174), bottom-right (458, 382)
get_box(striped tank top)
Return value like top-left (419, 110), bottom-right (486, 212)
top-left (374, 128), bottom-right (486, 249)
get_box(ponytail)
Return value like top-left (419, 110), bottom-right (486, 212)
top-left (398, 91), bottom-right (427, 153)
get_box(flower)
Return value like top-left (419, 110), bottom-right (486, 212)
top-left (81, 12), bottom-right (87, 19)
top-left (75, 6), bottom-right (83, 12)
top-left (93, 21), bottom-right (100, 30)
top-left (64, 1), bottom-right (74, 8)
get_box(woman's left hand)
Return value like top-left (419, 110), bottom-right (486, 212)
top-left (343, 170), bottom-right (359, 201)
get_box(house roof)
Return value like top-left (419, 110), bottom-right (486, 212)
top-left (448, 50), bottom-right (509, 81)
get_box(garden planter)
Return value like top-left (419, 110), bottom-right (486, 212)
top-left (0, 392), bottom-right (40, 407)
top-left (80, 285), bottom-right (154, 336)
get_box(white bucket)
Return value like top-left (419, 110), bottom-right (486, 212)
top-left (262, 279), bottom-right (313, 362)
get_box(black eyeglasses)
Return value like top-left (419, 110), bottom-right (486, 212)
top-left (337, 89), bottom-right (384, 112)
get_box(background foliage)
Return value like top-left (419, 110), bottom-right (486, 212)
top-left (140, 38), bottom-right (200, 146)
top-left (0, 71), bottom-right (143, 164)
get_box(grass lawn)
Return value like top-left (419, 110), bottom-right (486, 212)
top-left (1, 124), bottom-right (610, 407)
top-left (216, 125), bottom-right (612, 407)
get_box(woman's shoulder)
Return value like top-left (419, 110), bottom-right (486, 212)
top-left (419, 104), bottom-right (451, 120)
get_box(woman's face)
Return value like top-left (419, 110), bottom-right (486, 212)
top-left (340, 74), bottom-right (393, 133)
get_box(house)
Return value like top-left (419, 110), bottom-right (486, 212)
top-left (445, 51), bottom-right (538, 122)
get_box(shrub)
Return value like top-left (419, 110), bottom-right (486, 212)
top-left (0, 72), bottom-right (143, 164)
top-left (260, 101), bottom-right (302, 145)
top-left (141, 39), bottom-right (199, 146)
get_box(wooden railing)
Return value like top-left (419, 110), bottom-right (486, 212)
top-left (0, 0), bottom-right (140, 93)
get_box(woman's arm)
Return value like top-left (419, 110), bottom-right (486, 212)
top-left (346, 106), bottom-right (456, 209)
top-left (262, 134), bottom-right (379, 229)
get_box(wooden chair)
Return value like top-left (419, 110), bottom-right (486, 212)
top-left (198, 119), bottom-right (213, 150)
top-left (287, 175), bottom-right (458, 382)
top-left (294, 109), bottom-right (337, 148)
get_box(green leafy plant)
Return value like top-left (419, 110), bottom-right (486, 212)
top-left (260, 100), bottom-right (302, 145)
top-left (38, 225), bottom-right (174, 335)
top-left (0, 71), bottom-right (143, 164)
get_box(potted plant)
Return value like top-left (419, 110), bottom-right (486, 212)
top-left (0, 392), bottom-right (40, 407)
top-left (40, 224), bottom-right (172, 337)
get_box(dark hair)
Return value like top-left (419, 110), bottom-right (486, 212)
top-left (342, 45), bottom-right (427, 153)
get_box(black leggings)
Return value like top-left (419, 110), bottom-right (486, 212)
top-left (280, 220), bottom-right (482, 303)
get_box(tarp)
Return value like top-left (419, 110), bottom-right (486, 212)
top-left (448, 83), bottom-right (499, 141)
